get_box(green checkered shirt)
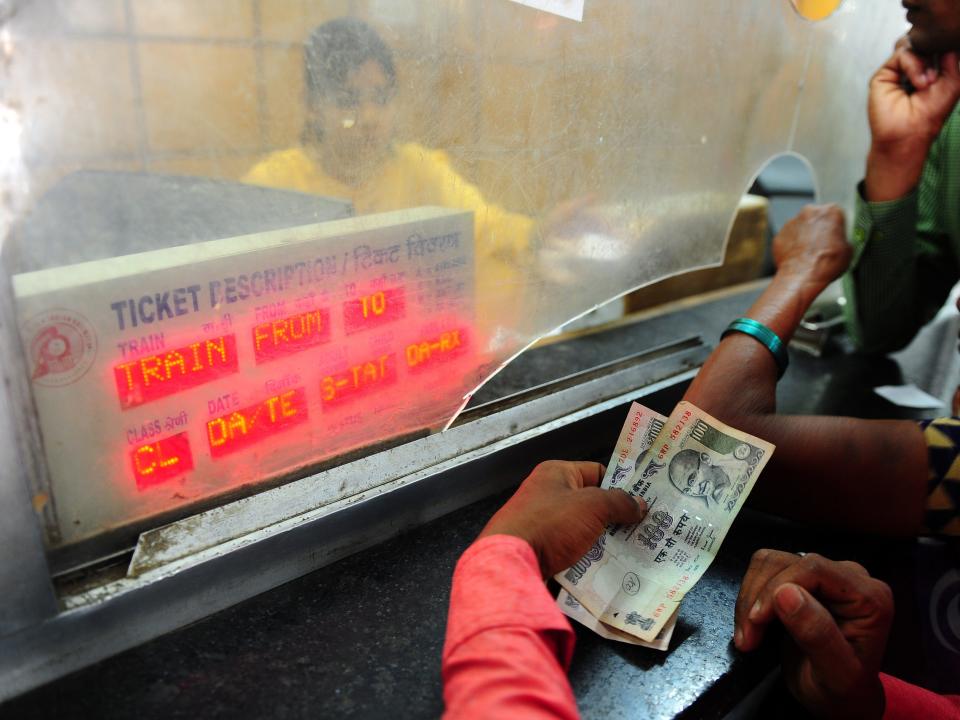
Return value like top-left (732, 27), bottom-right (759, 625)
top-left (844, 105), bottom-right (960, 353)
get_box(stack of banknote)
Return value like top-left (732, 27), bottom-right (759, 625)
top-left (555, 400), bottom-right (774, 650)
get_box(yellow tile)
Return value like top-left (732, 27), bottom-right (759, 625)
top-left (260, 46), bottom-right (305, 148)
top-left (9, 39), bottom-right (140, 162)
top-left (138, 42), bottom-right (260, 153)
top-left (55, 0), bottom-right (128, 34)
top-left (131, 0), bottom-right (255, 39)
top-left (258, 0), bottom-right (307, 42)
top-left (259, 0), bottom-right (352, 42)
top-left (147, 153), bottom-right (265, 180)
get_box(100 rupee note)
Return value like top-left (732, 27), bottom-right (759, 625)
top-left (601, 402), bottom-right (666, 490)
top-left (556, 589), bottom-right (678, 651)
top-left (569, 400), bottom-right (672, 649)
top-left (557, 401), bottom-right (774, 642)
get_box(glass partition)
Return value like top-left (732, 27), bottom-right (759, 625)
top-left (0, 0), bottom-right (905, 552)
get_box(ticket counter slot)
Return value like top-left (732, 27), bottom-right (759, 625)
top-left (121, 336), bottom-right (708, 578)
top-left (0, 269), bottom-right (707, 698)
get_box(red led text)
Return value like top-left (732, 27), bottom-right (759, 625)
top-left (252, 308), bottom-right (331, 364)
top-left (114, 334), bottom-right (238, 409)
top-left (131, 432), bottom-right (194, 489)
top-left (207, 388), bottom-right (308, 458)
top-left (405, 328), bottom-right (467, 372)
top-left (343, 287), bottom-right (406, 334)
top-left (321, 353), bottom-right (397, 406)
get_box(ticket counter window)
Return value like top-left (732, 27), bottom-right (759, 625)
top-left (0, 1), bottom-right (901, 567)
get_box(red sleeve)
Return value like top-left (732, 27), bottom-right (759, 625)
top-left (442, 535), bottom-right (579, 720)
top-left (881, 673), bottom-right (960, 719)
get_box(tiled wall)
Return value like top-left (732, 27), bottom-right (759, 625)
top-left (9, 0), bottom-right (787, 219)
top-left (10, 1), bottom-right (344, 194)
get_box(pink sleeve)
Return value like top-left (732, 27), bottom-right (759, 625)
top-left (882, 673), bottom-right (960, 719)
top-left (442, 535), bottom-right (579, 720)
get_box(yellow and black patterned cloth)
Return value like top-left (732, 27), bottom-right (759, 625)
top-left (919, 417), bottom-right (960, 536)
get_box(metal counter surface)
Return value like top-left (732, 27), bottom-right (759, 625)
top-left (4, 282), bottom-right (955, 719)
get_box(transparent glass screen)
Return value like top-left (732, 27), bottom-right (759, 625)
top-left (0, 0), bottom-right (905, 548)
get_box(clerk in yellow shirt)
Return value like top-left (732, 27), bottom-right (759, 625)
top-left (243, 18), bottom-right (542, 340)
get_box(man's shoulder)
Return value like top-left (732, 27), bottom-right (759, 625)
top-left (393, 142), bottom-right (454, 172)
top-left (249, 147), bottom-right (313, 172)
top-left (241, 147), bottom-right (315, 187)
top-left (249, 147), bottom-right (312, 174)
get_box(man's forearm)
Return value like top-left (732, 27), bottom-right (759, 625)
top-left (683, 272), bottom-right (928, 536)
top-left (442, 536), bottom-right (579, 719)
top-left (864, 142), bottom-right (930, 202)
top-left (685, 272), bottom-right (824, 418)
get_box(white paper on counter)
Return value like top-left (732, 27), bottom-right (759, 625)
top-left (874, 384), bottom-right (944, 409)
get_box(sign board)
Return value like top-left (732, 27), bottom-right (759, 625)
top-left (13, 207), bottom-right (475, 546)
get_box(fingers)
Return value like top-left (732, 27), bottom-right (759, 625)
top-left (748, 554), bottom-right (880, 626)
top-left (609, 488), bottom-right (648, 523)
top-left (772, 583), bottom-right (861, 682)
top-left (874, 45), bottom-right (960, 114)
top-left (785, 203), bottom-right (844, 230)
top-left (803, 202), bottom-right (844, 222)
top-left (735, 548), bottom-right (801, 650)
top-left (530, 459), bottom-right (604, 490)
top-left (578, 488), bottom-right (647, 527)
top-left (539, 460), bottom-right (647, 523)
top-left (736, 551), bottom-right (893, 657)
top-left (570, 460), bottom-right (606, 488)
top-left (900, 47), bottom-right (935, 90)
top-left (874, 45), bottom-right (938, 94)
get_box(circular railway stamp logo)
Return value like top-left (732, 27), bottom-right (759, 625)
top-left (22, 308), bottom-right (97, 387)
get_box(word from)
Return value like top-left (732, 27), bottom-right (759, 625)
top-left (253, 308), bottom-right (331, 364)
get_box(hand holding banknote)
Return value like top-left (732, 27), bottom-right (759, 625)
top-left (558, 401), bottom-right (775, 642)
top-left (479, 460), bottom-right (648, 578)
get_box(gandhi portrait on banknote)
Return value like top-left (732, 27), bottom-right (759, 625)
top-left (667, 448), bottom-right (731, 506)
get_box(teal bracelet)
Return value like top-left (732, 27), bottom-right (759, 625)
top-left (721, 317), bottom-right (789, 379)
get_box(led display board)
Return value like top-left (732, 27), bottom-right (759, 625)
top-left (13, 208), bottom-right (475, 546)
